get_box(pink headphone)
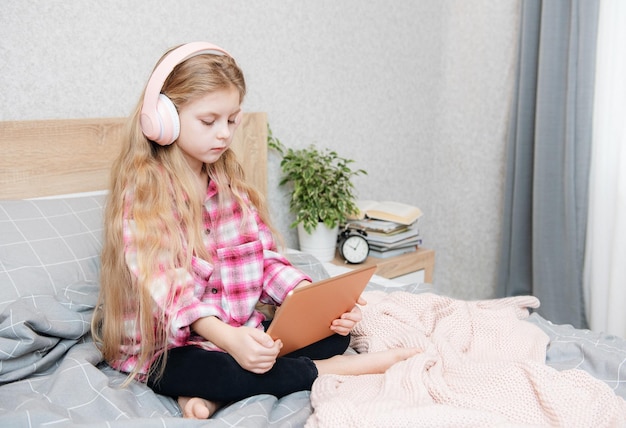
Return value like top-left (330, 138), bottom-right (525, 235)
top-left (140, 42), bottom-right (234, 146)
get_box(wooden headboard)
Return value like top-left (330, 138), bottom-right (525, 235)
top-left (0, 112), bottom-right (268, 199)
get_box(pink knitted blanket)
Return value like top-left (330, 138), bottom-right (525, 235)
top-left (306, 291), bottom-right (626, 427)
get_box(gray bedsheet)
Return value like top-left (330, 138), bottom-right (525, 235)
top-left (0, 338), bottom-right (312, 427)
top-left (1, 197), bottom-right (624, 425)
top-left (528, 312), bottom-right (626, 399)
top-left (0, 195), bottom-right (315, 427)
top-left (1, 286), bottom-right (625, 426)
top-left (0, 280), bottom-right (429, 428)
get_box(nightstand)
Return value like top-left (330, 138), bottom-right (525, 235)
top-left (331, 247), bottom-right (435, 283)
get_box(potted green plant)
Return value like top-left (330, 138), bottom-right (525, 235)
top-left (268, 126), bottom-right (366, 261)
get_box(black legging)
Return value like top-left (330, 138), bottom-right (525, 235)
top-left (147, 332), bottom-right (351, 403)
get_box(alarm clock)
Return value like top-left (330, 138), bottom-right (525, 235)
top-left (337, 228), bottom-right (370, 264)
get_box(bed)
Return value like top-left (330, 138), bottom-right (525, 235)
top-left (1, 115), bottom-right (625, 427)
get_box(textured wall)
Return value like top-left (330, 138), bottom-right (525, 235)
top-left (0, 0), bottom-right (520, 299)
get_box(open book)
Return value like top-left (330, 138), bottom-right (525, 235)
top-left (349, 200), bottom-right (423, 225)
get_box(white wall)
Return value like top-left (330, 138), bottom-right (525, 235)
top-left (0, 0), bottom-right (520, 299)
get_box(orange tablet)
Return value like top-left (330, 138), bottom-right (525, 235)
top-left (266, 265), bottom-right (377, 357)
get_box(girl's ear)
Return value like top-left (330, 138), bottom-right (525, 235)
top-left (234, 111), bottom-right (244, 128)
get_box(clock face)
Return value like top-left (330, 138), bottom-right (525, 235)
top-left (340, 234), bottom-right (370, 264)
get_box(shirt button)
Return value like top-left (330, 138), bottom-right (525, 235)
top-left (211, 288), bottom-right (218, 294)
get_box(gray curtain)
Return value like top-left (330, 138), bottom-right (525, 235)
top-left (497, 0), bottom-right (599, 328)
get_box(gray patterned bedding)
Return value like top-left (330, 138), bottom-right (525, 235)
top-left (1, 195), bottom-right (625, 427)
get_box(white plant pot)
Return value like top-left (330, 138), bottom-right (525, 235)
top-left (297, 223), bottom-right (338, 263)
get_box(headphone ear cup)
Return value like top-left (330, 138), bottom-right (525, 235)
top-left (154, 94), bottom-right (180, 145)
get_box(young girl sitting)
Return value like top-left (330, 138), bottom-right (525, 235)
top-left (91, 41), bottom-right (416, 419)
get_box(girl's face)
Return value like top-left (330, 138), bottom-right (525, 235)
top-left (176, 86), bottom-right (241, 175)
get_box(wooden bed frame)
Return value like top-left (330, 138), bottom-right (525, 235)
top-left (0, 112), bottom-right (268, 199)
top-left (0, 113), bottom-right (435, 281)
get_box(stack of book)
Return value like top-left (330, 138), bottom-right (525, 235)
top-left (346, 200), bottom-right (423, 259)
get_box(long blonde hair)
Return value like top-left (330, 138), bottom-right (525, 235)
top-left (91, 48), bottom-right (275, 384)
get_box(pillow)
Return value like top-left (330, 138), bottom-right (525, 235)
top-left (284, 251), bottom-right (331, 282)
top-left (0, 196), bottom-right (329, 384)
top-left (0, 195), bottom-right (105, 384)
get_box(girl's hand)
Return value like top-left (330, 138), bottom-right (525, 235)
top-left (225, 326), bottom-right (282, 374)
top-left (191, 316), bottom-right (281, 374)
top-left (330, 296), bottom-right (366, 336)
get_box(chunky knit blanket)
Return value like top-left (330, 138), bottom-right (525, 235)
top-left (306, 291), bottom-right (626, 427)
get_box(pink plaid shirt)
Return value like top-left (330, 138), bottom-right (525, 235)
top-left (111, 180), bottom-right (310, 378)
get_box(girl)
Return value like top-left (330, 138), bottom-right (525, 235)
top-left (91, 42), bottom-right (416, 419)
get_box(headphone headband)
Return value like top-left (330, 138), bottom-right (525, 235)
top-left (140, 42), bottom-right (233, 145)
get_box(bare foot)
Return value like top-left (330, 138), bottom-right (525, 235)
top-left (314, 347), bottom-right (419, 376)
top-left (177, 396), bottom-right (221, 419)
